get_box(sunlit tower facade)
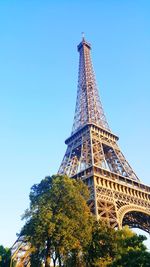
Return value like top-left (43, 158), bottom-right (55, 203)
top-left (59, 37), bottom-right (150, 231)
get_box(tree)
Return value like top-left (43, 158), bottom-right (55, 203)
top-left (110, 227), bottom-right (150, 267)
top-left (0, 245), bottom-right (11, 267)
top-left (84, 222), bottom-right (150, 267)
top-left (84, 220), bottom-right (117, 267)
top-left (20, 175), bottom-right (92, 266)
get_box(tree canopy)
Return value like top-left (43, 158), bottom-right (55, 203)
top-left (20, 175), bottom-right (92, 267)
top-left (85, 223), bottom-right (150, 267)
top-left (0, 245), bottom-right (11, 267)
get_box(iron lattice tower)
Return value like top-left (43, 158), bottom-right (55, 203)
top-left (10, 37), bottom-right (150, 267)
top-left (59, 37), bottom-right (150, 231)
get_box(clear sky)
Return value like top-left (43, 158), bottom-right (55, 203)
top-left (0, 0), bottom-right (150, 248)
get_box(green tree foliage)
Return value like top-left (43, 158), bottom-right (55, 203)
top-left (0, 245), bottom-right (11, 267)
top-left (84, 220), bottom-right (117, 267)
top-left (84, 223), bottom-right (150, 267)
top-left (20, 175), bottom-right (92, 267)
top-left (110, 227), bottom-right (150, 267)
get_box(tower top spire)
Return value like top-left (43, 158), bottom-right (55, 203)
top-left (77, 35), bottom-right (91, 51)
top-left (81, 31), bottom-right (85, 40)
top-left (72, 38), bottom-right (110, 134)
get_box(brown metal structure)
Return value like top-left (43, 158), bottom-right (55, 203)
top-left (10, 238), bottom-right (31, 267)
top-left (59, 37), bottom-right (150, 232)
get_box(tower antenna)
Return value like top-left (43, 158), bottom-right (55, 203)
top-left (81, 32), bottom-right (85, 40)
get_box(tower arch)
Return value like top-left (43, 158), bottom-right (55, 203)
top-left (118, 205), bottom-right (150, 233)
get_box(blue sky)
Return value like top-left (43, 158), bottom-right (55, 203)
top-left (0, 1), bottom-right (150, 248)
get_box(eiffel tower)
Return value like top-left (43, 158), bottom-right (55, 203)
top-left (59, 37), bottom-right (150, 232)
